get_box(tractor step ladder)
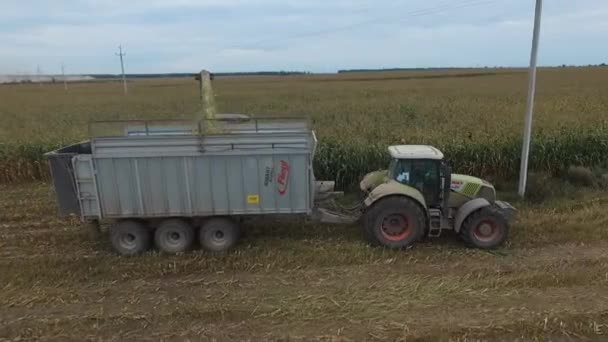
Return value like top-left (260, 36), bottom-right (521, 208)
top-left (428, 208), bottom-right (442, 237)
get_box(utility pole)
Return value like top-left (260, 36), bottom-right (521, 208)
top-left (61, 63), bottom-right (68, 91)
top-left (518, 0), bottom-right (543, 198)
top-left (116, 45), bottom-right (128, 95)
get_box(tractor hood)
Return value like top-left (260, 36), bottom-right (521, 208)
top-left (360, 170), bottom-right (388, 193)
top-left (450, 174), bottom-right (495, 200)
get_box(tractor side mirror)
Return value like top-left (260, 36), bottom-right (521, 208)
top-left (441, 160), bottom-right (452, 180)
top-left (445, 159), bottom-right (454, 171)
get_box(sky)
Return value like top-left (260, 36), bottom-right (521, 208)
top-left (1, 0), bottom-right (607, 74)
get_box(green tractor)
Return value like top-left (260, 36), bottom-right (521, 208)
top-left (359, 145), bottom-right (515, 249)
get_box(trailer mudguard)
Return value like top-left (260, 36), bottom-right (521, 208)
top-left (454, 197), bottom-right (491, 232)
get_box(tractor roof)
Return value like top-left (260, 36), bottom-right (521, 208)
top-left (388, 145), bottom-right (444, 160)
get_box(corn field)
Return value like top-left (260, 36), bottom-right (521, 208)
top-left (1, 67), bottom-right (607, 188)
top-left (3, 68), bottom-right (608, 341)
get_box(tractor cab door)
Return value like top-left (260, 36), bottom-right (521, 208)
top-left (392, 159), bottom-right (441, 208)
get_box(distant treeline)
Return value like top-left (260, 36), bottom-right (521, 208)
top-left (90, 71), bottom-right (311, 79)
top-left (339, 64), bottom-right (608, 73)
top-left (73, 65), bottom-right (608, 80)
top-left (214, 71), bottom-right (311, 76)
top-left (338, 67), bottom-right (484, 73)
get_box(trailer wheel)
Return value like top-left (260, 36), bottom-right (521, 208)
top-left (199, 218), bottom-right (240, 253)
top-left (154, 219), bottom-right (195, 254)
top-left (110, 220), bottom-right (151, 256)
top-left (364, 196), bottom-right (426, 248)
top-left (460, 206), bottom-right (509, 249)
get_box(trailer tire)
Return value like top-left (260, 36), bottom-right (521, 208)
top-left (110, 220), bottom-right (151, 256)
top-left (364, 196), bottom-right (426, 249)
top-left (199, 218), bottom-right (240, 253)
top-left (154, 219), bottom-right (195, 254)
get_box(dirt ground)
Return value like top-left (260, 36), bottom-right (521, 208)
top-left (1, 183), bottom-right (607, 341)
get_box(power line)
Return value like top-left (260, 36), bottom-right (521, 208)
top-left (116, 45), bottom-right (128, 95)
top-left (239, 0), bottom-right (498, 50)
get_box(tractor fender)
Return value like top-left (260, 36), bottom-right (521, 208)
top-left (363, 181), bottom-right (428, 228)
top-left (454, 198), bottom-right (491, 233)
top-left (364, 180), bottom-right (427, 210)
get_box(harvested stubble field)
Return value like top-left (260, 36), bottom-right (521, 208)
top-left (1, 185), bottom-right (608, 340)
top-left (1, 68), bottom-right (608, 340)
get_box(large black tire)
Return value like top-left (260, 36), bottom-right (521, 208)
top-left (199, 218), bottom-right (240, 253)
top-left (110, 220), bottom-right (151, 256)
top-left (460, 206), bottom-right (509, 249)
top-left (154, 219), bottom-right (195, 254)
top-left (364, 196), bottom-right (426, 248)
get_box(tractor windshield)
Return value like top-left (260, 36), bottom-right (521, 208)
top-left (390, 159), bottom-right (413, 184)
top-left (387, 159), bottom-right (399, 180)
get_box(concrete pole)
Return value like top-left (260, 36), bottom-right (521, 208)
top-left (37, 65), bottom-right (42, 86)
top-left (116, 45), bottom-right (128, 95)
top-left (61, 63), bottom-right (68, 91)
top-left (203, 70), bottom-right (206, 101)
top-left (518, 0), bottom-right (543, 198)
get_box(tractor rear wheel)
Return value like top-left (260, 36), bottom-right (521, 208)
top-left (364, 196), bottom-right (426, 248)
top-left (460, 206), bottom-right (509, 249)
top-left (110, 220), bottom-right (151, 256)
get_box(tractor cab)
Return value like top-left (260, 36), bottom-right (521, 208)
top-left (359, 145), bottom-right (516, 250)
top-left (386, 145), bottom-right (450, 210)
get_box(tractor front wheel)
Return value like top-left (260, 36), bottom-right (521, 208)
top-left (460, 206), bottom-right (509, 249)
top-left (364, 197), bottom-right (426, 248)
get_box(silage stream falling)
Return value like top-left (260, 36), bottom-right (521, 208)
top-left (199, 70), bottom-right (218, 133)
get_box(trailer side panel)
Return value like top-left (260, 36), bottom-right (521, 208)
top-left (87, 133), bottom-right (313, 218)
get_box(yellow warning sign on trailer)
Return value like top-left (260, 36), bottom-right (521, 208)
top-left (247, 195), bottom-right (260, 204)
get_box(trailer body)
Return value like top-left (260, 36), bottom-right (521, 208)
top-left (46, 119), bottom-right (321, 221)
